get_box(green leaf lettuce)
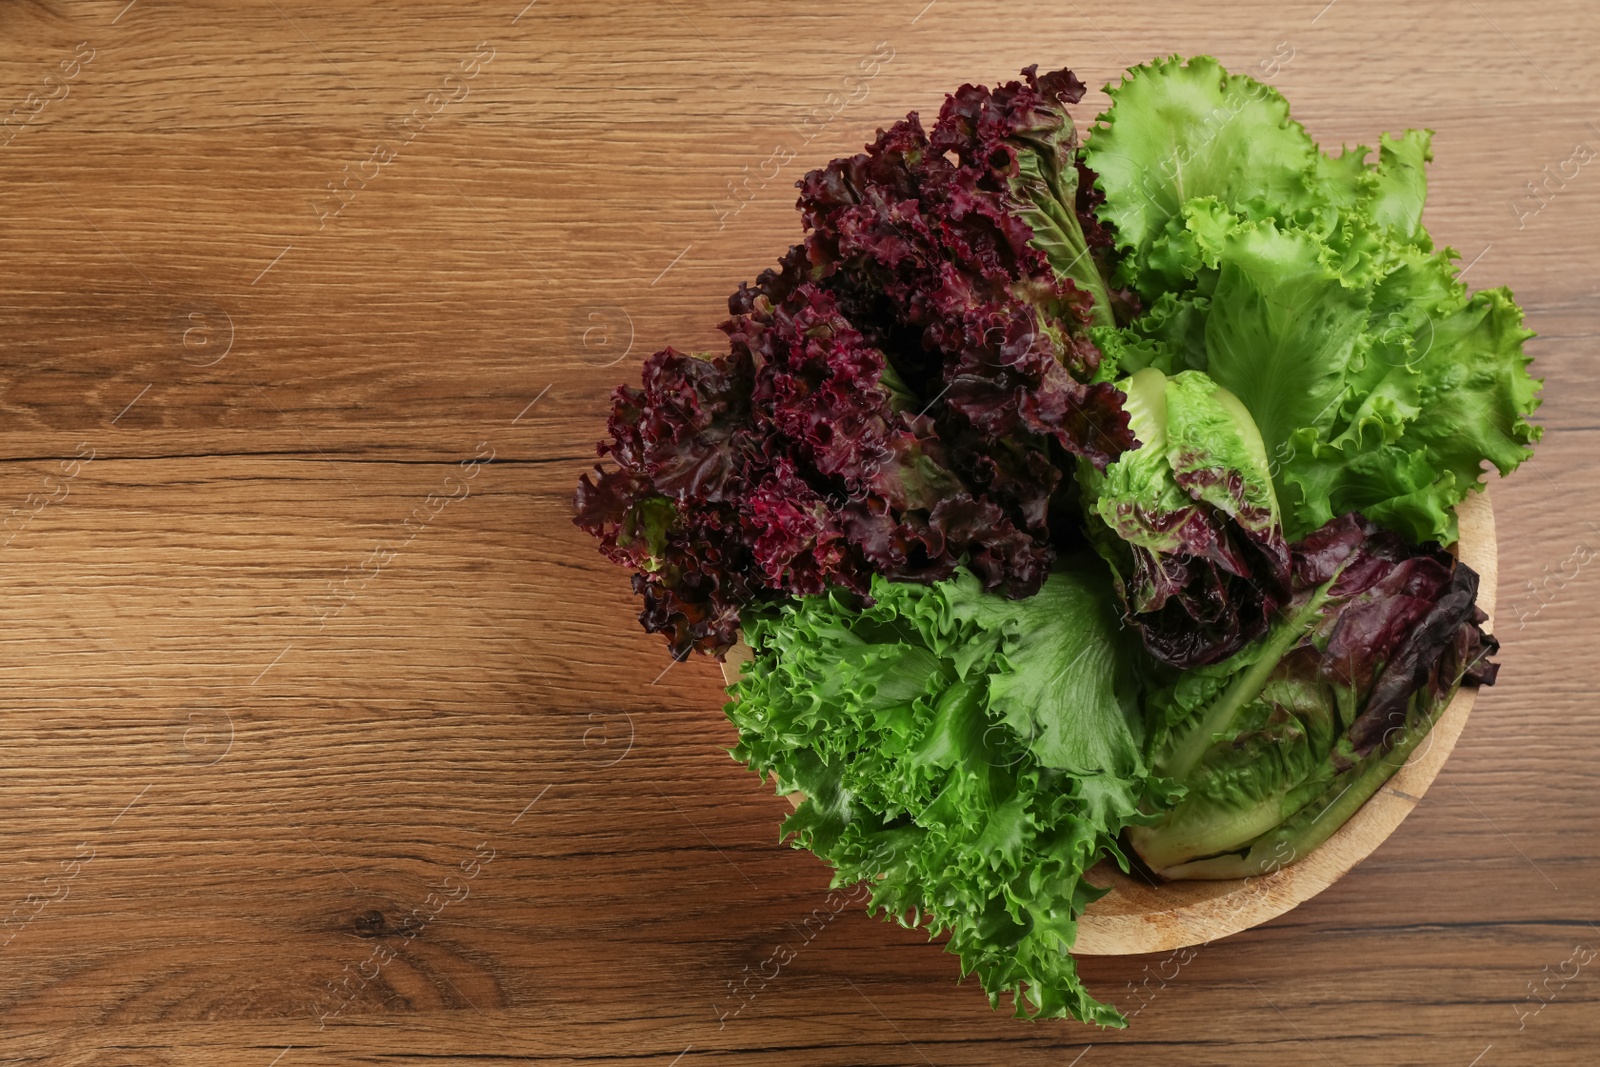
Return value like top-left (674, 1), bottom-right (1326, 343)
top-left (726, 561), bottom-right (1151, 1026)
top-left (1084, 56), bottom-right (1542, 545)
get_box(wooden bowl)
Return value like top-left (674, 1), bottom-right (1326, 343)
top-left (719, 490), bottom-right (1496, 955)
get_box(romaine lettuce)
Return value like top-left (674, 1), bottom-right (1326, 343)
top-left (1132, 514), bottom-right (1499, 878)
top-left (1078, 367), bottom-right (1291, 668)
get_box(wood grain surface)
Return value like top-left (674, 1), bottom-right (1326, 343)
top-left (0, 1), bottom-right (1595, 1064)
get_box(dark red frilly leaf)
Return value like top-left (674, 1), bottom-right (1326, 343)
top-left (576, 66), bottom-right (1141, 659)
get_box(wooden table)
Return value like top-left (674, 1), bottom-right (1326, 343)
top-left (0, 1), bottom-right (1594, 1063)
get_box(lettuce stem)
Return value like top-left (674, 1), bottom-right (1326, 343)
top-left (1156, 577), bottom-right (1337, 782)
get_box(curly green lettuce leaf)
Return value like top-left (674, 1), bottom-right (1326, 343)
top-left (1197, 218), bottom-right (1372, 460)
top-left (1366, 129), bottom-right (1434, 245)
top-left (1083, 54), bottom-right (1317, 296)
top-left (941, 567), bottom-right (1142, 779)
top-left (1278, 279), bottom-right (1540, 542)
top-left (726, 562), bottom-right (1151, 1026)
top-left (1084, 59), bottom-right (1542, 544)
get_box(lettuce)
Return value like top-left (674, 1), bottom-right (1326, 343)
top-left (727, 560), bottom-right (1151, 1025)
top-left (1081, 55), bottom-right (1318, 295)
top-left (1078, 367), bottom-right (1291, 668)
top-left (576, 66), bottom-right (1138, 659)
top-left (580, 53), bottom-right (1529, 1029)
top-left (1131, 514), bottom-right (1499, 878)
top-left (1084, 56), bottom-right (1542, 545)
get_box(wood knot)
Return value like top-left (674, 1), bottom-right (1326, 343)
top-left (353, 908), bottom-right (387, 937)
